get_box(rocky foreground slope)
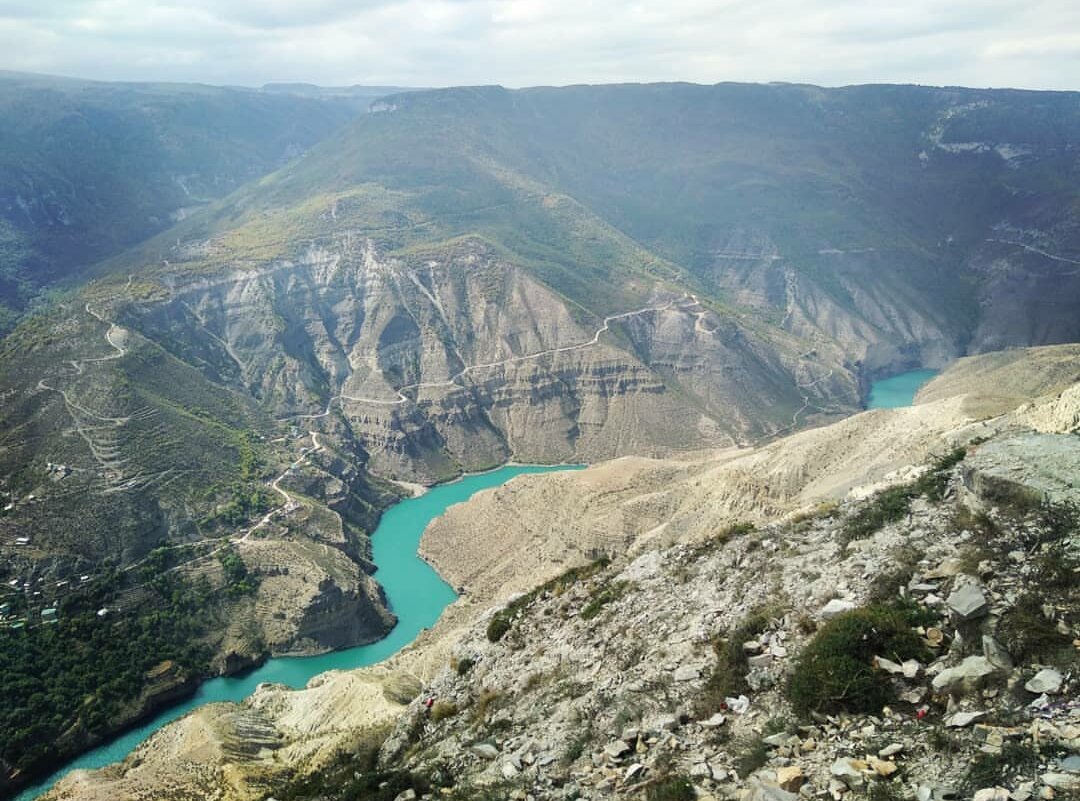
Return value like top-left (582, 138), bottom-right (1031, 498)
top-left (42, 346), bottom-right (1080, 801)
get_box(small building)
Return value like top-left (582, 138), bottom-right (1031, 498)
top-left (0, 602), bottom-right (10, 616)
top-left (14, 537), bottom-right (29, 546)
top-left (41, 607), bottom-right (57, 622)
top-left (97, 607), bottom-right (109, 618)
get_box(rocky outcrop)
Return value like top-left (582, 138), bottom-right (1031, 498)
top-left (224, 537), bottom-right (396, 659)
top-left (962, 432), bottom-right (1080, 509)
top-left (380, 470), bottom-right (1079, 800)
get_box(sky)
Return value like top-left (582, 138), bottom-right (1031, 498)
top-left (1, 0), bottom-right (1078, 90)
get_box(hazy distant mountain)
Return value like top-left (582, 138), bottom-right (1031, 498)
top-left (0, 72), bottom-right (411, 326)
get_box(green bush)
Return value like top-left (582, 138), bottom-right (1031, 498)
top-left (486, 613), bottom-right (512, 643)
top-left (787, 605), bottom-right (924, 715)
top-left (646, 775), bottom-right (695, 801)
top-left (840, 484), bottom-right (916, 544)
top-left (580, 581), bottom-right (629, 621)
top-left (840, 448), bottom-right (967, 544)
top-left (486, 558), bottom-right (609, 643)
top-left (696, 605), bottom-right (779, 716)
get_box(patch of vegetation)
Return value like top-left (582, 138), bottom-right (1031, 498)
top-left (485, 614), bottom-right (513, 644)
top-left (840, 448), bottom-right (966, 544)
top-left (276, 726), bottom-right (446, 801)
top-left (996, 502), bottom-right (1079, 667)
top-left (997, 594), bottom-right (1074, 664)
top-left (867, 548), bottom-right (923, 605)
top-left (218, 547), bottom-right (260, 597)
top-left (867, 782), bottom-right (907, 801)
top-left (721, 521), bottom-right (756, 539)
top-left (696, 604), bottom-right (781, 716)
top-left (580, 580), bottom-right (629, 621)
top-left (486, 558), bottom-right (609, 643)
top-left (561, 728), bottom-right (591, 766)
top-left (911, 447), bottom-right (967, 500)
top-left (430, 700), bottom-right (458, 723)
top-left (960, 741), bottom-right (1042, 795)
top-left (731, 733), bottom-right (770, 777)
top-left (453, 656), bottom-right (475, 676)
top-left (0, 570), bottom-right (215, 779)
top-left (840, 484), bottom-right (918, 544)
top-left (787, 605), bottom-right (925, 715)
top-left (888, 595), bottom-right (941, 629)
top-left (471, 687), bottom-right (503, 725)
top-left (646, 775), bottom-right (696, 801)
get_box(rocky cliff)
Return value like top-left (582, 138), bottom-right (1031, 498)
top-left (41, 346), bottom-right (1080, 801)
top-left (120, 237), bottom-right (856, 483)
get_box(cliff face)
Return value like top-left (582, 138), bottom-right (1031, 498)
top-left (125, 238), bottom-right (858, 484)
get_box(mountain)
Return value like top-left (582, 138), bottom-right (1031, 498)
top-left (0, 71), bottom-right (409, 326)
top-left (2, 81), bottom-right (1080, 793)
top-left (40, 345), bottom-right (1080, 801)
top-left (72, 82), bottom-right (1080, 476)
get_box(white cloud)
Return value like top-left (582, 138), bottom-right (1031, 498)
top-left (0, 0), bottom-right (1077, 90)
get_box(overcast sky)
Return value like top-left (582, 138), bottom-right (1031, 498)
top-left (1, 0), bottom-right (1077, 90)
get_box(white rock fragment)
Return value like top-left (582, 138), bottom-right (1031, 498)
top-left (946, 710), bottom-right (987, 727)
top-left (820, 599), bottom-right (856, 619)
top-left (1024, 668), bottom-right (1063, 695)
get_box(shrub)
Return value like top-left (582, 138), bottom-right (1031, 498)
top-left (787, 605), bottom-right (924, 715)
top-left (471, 687), bottom-right (502, 724)
top-left (721, 521), bottom-right (756, 538)
top-left (840, 448), bottom-right (967, 544)
top-left (960, 742), bottom-right (1040, 795)
top-left (646, 775), bottom-right (695, 801)
top-left (430, 700), bottom-right (458, 723)
top-left (696, 604), bottom-right (781, 716)
top-left (580, 581), bottom-right (629, 621)
top-left (454, 656), bottom-right (475, 676)
top-left (997, 594), bottom-right (1073, 664)
top-left (486, 613), bottom-right (512, 643)
top-left (911, 447), bottom-right (967, 501)
top-left (731, 733), bottom-right (769, 777)
top-left (840, 485), bottom-right (916, 544)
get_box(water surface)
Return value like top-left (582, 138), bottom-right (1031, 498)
top-left (17, 463), bottom-right (582, 801)
top-left (866, 369), bottom-right (939, 409)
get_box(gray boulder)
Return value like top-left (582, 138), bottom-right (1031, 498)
top-left (1024, 668), bottom-right (1063, 695)
top-left (947, 583), bottom-right (990, 621)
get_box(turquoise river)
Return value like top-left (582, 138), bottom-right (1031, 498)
top-left (17, 368), bottom-right (932, 799)
top-left (16, 463), bottom-right (582, 801)
top-left (866, 368), bottom-right (939, 410)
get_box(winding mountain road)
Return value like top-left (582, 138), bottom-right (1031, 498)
top-left (289, 295), bottom-right (687, 421)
